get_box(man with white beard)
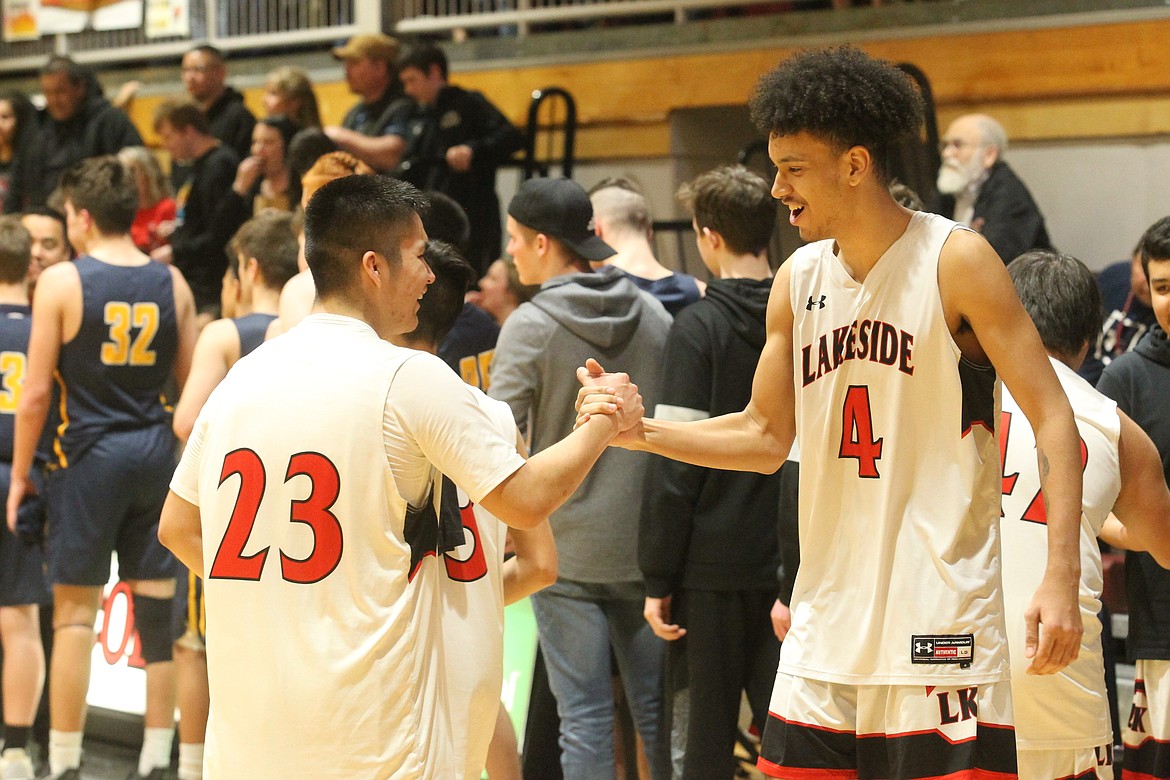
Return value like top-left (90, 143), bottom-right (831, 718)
top-left (932, 113), bottom-right (1052, 264)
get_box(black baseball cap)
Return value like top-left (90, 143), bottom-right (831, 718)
top-left (507, 178), bottom-right (616, 263)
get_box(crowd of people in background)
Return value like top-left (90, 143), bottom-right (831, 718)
top-left (0, 35), bottom-right (1167, 780)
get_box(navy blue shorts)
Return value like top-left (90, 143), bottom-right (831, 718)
top-left (0, 465), bottom-right (50, 607)
top-left (45, 425), bottom-right (178, 587)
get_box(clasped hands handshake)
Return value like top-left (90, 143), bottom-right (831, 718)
top-left (574, 357), bottom-right (645, 444)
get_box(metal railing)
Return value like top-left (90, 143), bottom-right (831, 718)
top-left (0, 0), bottom-right (384, 74)
top-left (396, 0), bottom-right (820, 36)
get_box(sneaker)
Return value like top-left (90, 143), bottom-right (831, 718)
top-left (0, 748), bottom-right (35, 780)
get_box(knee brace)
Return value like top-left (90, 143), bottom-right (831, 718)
top-left (133, 595), bottom-right (173, 664)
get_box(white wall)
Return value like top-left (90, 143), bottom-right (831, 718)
top-left (1005, 138), bottom-right (1170, 271)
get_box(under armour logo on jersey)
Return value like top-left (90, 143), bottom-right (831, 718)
top-left (914, 640), bottom-right (934, 655)
top-left (806, 294), bottom-right (827, 310)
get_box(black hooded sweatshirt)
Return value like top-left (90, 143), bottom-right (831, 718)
top-left (1097, 324), bottom-right (1170, 660)
top-left (639, 277), bottom-right (793, 597)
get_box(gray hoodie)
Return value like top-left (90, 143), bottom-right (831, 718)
top-left (489, 264), bottom-right (671, 583)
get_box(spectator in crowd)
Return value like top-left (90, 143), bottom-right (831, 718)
top-left (0, 215), bottom-right (48, 780)
top-left (1097, 216), bottom-right (1170, 780)
top-left (4, 57), bottom-right (142, 212)
top-left (489, 177), bottom-right (672, 780)
top-left (117, 147), bottom-right (176, 255)
top-left (230, 115), bottom-right (300, 215)
top-left (1079, 244), bottom-right (1157, 385)
top-left (180, 45), bottom-right (256, 164)
top-left (262, 66), bottom-right (322, 130)
top-left (640, 165), bottom-right (780, 778)
top-left (0, 91), bottom-right (35, 214)
top-left (324, 34), bottom-right (410, 172)
top-left (468, 257), bottom-right (538, 327)
top-left (932, 113), bottom-right (1052, 264)
top-left (151, 100), bottom-right (248, 320)
top-left (393, 43), bottom-right (524, 276)
top-left (589, 178), bottom-right (705, 316)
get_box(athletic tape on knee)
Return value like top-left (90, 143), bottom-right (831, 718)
top-left (133, 595), bottom-right (173, 664)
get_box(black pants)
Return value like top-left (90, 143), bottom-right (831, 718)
top-left (671, 588), bottom-right (780, 779)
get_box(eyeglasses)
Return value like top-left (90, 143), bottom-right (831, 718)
top-left (938, 139), bottom-right (984, 154)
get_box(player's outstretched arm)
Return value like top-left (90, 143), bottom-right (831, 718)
top-left (941, 230), bottom-right (1082, 675)
top-left (577, 266), bottom-right (796, 474)
top-left (1110, 411), bottom-right (1170, 568)
top-left (501, 430), bottom-right (557, 605)
top-left (479, 380), bottom-right (642, 530)
top-left (6, 265), bottom-right (73, 532)
top-left (173, 320), bottom-right (235, 444)
top-left (159, 491), bottom-right (204, 576)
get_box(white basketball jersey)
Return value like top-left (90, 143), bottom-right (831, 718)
top-left (1001, 359), bottom-right (1119, 749)
top-left (440, 388), bottom-right (512, 780)
top-left (782, 211), bottom-right (1008, 685)
top-left (181, 315), bottom-right (448, 779)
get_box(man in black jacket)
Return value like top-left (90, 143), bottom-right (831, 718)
top-left (932, 113), bottom-right (1052, 265)
top-left (152, 101), bottom-right (247, 320)
top-left (181, 45), bottom-right (255, 164)
top-left (3, 56), bottom-right (141, 212)
top-left (640, 165), bottom-right (784, 779)
top-left (393, 44), bottom-right (523, 276)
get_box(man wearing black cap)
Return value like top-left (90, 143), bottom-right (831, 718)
top-left (488, 177), bottom-right (673, 780)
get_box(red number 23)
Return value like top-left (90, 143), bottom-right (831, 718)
top-left (209, 448), bottom-right (344, 584)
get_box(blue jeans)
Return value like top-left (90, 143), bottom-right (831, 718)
top-left (531, 580), bottom-right (669, 780)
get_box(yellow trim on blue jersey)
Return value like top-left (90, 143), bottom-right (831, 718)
top-left (52, 370), bottom-right (69, 469)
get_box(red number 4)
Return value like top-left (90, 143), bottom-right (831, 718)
top-left (209, 448), bottom-right (344, 584)
top-left (839, 385), bottom-right (883, 478)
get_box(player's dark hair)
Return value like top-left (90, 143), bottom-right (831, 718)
top-left (229, 209), bottom-right (300, 292)
top-left (406, 240), bottom-right (475, 348)
top-left (1008, 250), bottom-right (1102, 361)
top-left (399, 43), bottom-right (448, 80)
top-left (749, 45), bottom-right (923, 185)
top-left (304, 174), bottom-right (428, 300)
top-left (59, 156), bottom-right (138, 236)
top-left (1138, 216), bottom-right (1170, 282)
top-left (421, 191), bottom-right (471, 254)
top-left (678, 165), bottom-right (776, 256)
top-left (0, 216), bottom-right (32, 284)
top-left (153, 99), bottom-right (210, 135)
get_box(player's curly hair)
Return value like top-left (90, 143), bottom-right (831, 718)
top-left (749, 45), bottom-right (923, 185)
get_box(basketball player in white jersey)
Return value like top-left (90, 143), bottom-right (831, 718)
top-left (1001, 250), bottom-right (1170, 779)
top-left (159, 175), bottom-right (638, 779)
top-left (394, 239), bottom-right (556, 779)
top-left (576, 45), bottom-right (1084, 778)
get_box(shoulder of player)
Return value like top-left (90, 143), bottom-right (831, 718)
top-left (32, 260), bottom-right (81, 305)
top-left (195, 318), bottom-right (239, 354)
top-left (937, 227), bottom-right (1016, 317)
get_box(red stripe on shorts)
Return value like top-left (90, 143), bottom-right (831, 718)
top-left (756, 756), bottom-right (858, 779)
